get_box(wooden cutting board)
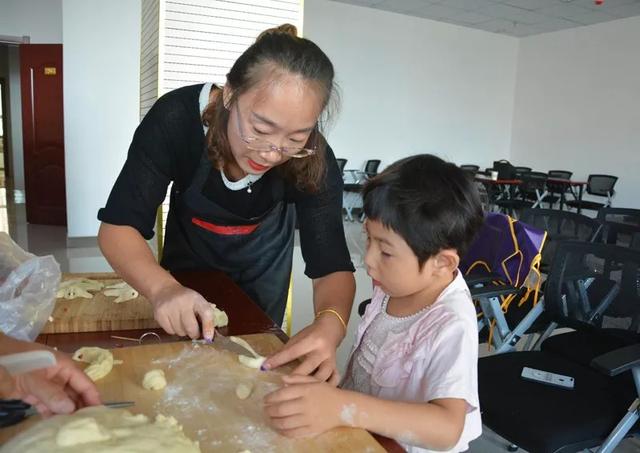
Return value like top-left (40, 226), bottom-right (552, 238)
top-left (40, 272), bottom-right (158, 334)
top-left (0, 334), bottom-right (385, 453)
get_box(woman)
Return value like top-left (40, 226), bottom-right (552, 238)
top-left (98, 25), bottom-right (355, 381)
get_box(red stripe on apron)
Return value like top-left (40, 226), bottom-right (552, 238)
top-left (192, 217), bottom-right (259, 236)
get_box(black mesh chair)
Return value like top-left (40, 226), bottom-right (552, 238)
top-left (566, 174), bottom-right (618, 212)
top-left (343, 159), bottom-right (381, 222)
top-left (514, 166), bottom-right (532, 173)
top-left (363, 159), bottom-right (381, 178)
top-left (520, 208), bottom-right (600, 273)
top-left (479, 241), bottom-right (640, 453)
top-left (545, 170), bottom-right (573, 209)
top-left (595, 208), bottom-right (640, 247)
top-left (335, 158), bottom-right (347, 174)
top-left (495, 172), bottom-right (547, 217)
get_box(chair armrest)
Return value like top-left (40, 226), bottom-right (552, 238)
top-left (591, 343), bottom-right (640, 377)
top-left (465, 273), bottom-right (507, 286)
top-left (470, 284), bottom-right (519, 299)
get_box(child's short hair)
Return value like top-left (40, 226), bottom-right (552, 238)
top-left (363, 154), bottom-right (483, 267)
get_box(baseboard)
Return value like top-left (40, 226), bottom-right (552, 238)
top-left (66, 236), bottom-right (99, 248)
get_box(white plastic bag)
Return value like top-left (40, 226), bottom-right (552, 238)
top-left (0, 232), bottom-right (60, 341)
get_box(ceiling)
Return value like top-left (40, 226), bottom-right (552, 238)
top-left (330, 0), bottom-right (640, 37)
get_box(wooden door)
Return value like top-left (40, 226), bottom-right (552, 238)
top-left (20, 44), bottom-right (66, 225)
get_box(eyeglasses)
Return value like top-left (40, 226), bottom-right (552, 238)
top-left (235, 106), bottom-right (317, 159)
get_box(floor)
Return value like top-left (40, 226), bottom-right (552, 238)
top-left (0, 191), bottom-right (638, 452)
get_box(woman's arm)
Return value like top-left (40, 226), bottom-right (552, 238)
top-left (98, 223), bottom-right (215, 340)
top-left (265, 375), bottom-right (467, 450)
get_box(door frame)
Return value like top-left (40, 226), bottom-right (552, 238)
top-left (0, 77), bottom-right (11, 181)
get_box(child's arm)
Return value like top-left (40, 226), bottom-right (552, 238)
top-left (264, 375), bottom-right (467, 451)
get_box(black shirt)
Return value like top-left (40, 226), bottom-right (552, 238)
top-left (98, 84), bottom-right (354, 279)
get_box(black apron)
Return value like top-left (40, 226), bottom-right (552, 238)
top-left (161, 150), bottom-right (295, 323)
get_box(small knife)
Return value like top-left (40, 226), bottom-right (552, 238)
top-left (194, 331), bottom-right (256, 357)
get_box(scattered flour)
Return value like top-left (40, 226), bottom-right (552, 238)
top-left (340, 404), bottom-right (357, 426)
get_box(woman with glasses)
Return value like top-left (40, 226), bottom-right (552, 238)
top-left (97, 25), bottom-right (355, 382)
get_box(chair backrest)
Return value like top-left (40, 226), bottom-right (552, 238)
top-left (597, 207), bottom-right (640, 225)
top-left (492, 160), bottom-right (517, 180)
top-left (546, 170), bottom-right (573, 194)
top-left (521, 171), bottom-right (548, 194)
top-left (335, 158), bottom-right (347, 173)
top-left (519, 209), bottom-right (599, 268)
top-left (587, 174), bottom-right (618, 197)
top-left (632, 233), bottom-right (640, 250)
top-left (514, 166), bottom-right (532, 173)
top-left (364, 159), bottom-right (381, 177)
top-left (460, 164), bottom-right (479, 174)
top-left (548, 170), bottom-right (573, 180)
top-left (544, 241), bottom-right (640, 332)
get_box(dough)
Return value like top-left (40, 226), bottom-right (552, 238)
top-left (235, 382), bottom-right (253, 400)
top-left (0, 406), bottom-right (200, 452)
top-left (103, 281), bottom-right (139, 303)
top-left (230, 336), bottom-right (266, 369)
top-left (212, 306), bottom-right (228, 327)
top-left (142, 369), bottom-right (167, 390)
top-left (72, 347), bottom-right (115, 381)
top-left (238, 355), bottom-right (266, 369)
top-left (56, 278), bottom-right (104, 299)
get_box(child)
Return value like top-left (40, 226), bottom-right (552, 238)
top-left (264, 154), bottom-right (484, 452)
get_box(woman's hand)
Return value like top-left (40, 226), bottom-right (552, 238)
top-left (262, 314), bottom-right (345, 384)
top-left (150, 282), bottom-right (215, 340)
top-left (264, 374), bottom-right (345, 438)
top-left (0, 338), bottom-right (101, 417)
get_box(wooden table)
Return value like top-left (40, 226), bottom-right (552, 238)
top-left (33, 270), bottom-right (403, 453)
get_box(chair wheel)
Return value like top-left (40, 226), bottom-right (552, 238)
top-left (507, 444), bottom-right (519, 452)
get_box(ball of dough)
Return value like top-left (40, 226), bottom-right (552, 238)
top-left (142, 369), bottom-right (167, 390)
top-left (235, 382), bottom-right (253, 400)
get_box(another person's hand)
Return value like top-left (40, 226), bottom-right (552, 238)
top-left (0, 340), bottom-right (101, 417)
top-left (150, 282), bottom-right (215, 340)
top-left (264, 374), bottom-right (345, 438)
top-left (262, 314), bottom-right (345, 383)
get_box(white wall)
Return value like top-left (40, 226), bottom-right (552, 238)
top-left (63, 0), bottom-right (141, 237)
top-left (0, 0), bottom-right (62, 191)
top-left (303, 0), bottom-right (519, 172)
top-left (0, 0), bottom-right (63, 43)
top-left (510, 16), bottom-right (640, 209)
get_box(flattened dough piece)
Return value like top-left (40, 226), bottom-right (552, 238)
top-left (72, 347), bottom-right (115, 381)
top-left (142, 369), bottom-right (167, 390)
top-left (56, 278), bottom-right (104, 299)
top-left (103, 281), bottom-right (139, 303)
top-left (235, 382), bottom-right (253, 400)
top-left (0, 406), bottom-right (200, 452)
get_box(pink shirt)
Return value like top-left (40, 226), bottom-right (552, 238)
top-left (344, 271), bottom-right (481, 452)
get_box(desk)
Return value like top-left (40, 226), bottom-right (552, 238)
top-left (32, 270), bottom-right (403, 452)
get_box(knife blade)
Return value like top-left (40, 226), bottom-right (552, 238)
top-left (194, 331), bottom-right (256, 357)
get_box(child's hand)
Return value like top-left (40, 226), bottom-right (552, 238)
top-left (264, 374), bottom-right (347, 438)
